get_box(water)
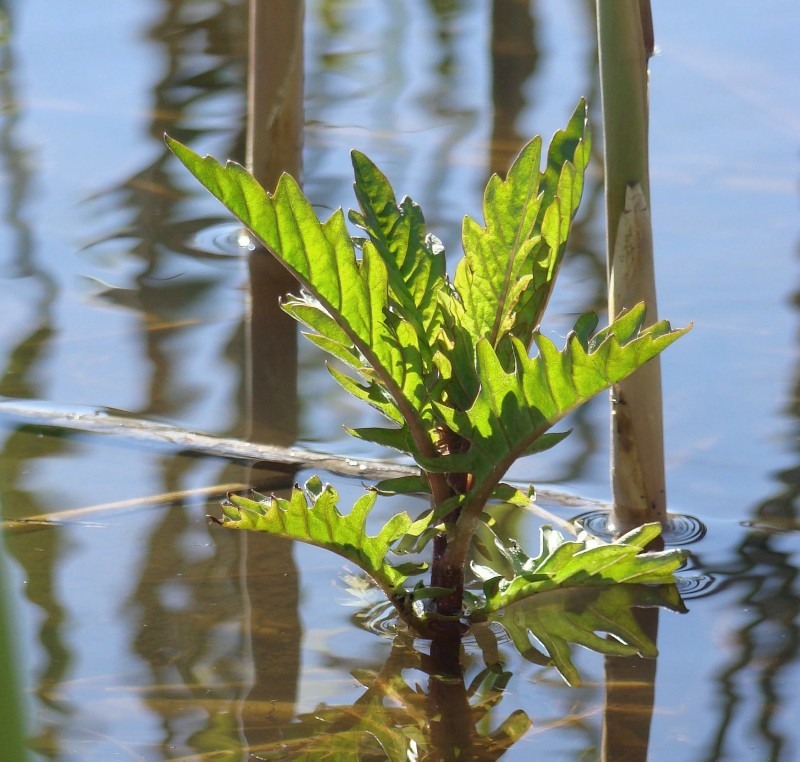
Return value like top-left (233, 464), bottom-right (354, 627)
top-left (0, 0), bottom-right (798, 759)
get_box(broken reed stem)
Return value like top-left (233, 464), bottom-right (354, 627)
top-left (0, 397), bottom-right (599, 529)
top-left (0, 483), bottom-right (252, 534)
top-left (0, 397), bottom-right (414, 480)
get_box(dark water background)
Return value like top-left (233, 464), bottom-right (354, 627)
top-left (0, 1), bottom-right (798, 759)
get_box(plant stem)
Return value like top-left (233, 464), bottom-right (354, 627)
top-left (430, 530), bottom-right (465, 623)
top-left (597, 0), bottom-right (667, 533)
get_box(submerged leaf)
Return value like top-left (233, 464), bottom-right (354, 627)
top-left (488, 583), bottom-right (685, 686)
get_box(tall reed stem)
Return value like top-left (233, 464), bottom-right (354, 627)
top-left (597, 0), bottom-right (667, 533)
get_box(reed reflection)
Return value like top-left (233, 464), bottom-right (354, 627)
top-left (695, 247), bottom-right (800, 761)
top-left (238, 0), bottom-right (303, 750)
top-left (0, 3), bottom-right (73, 755)
top-left (91, 0), bottom-right (303, 753)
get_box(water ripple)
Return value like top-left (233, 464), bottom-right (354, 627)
top-left (575, 509), bottom-right (707, 546)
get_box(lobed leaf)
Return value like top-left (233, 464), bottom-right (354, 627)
top-left (487, 583), bottom-right (686, 686)
top-left (166, 136), bottom-right (439, 455)
top-left (452, 99), bottom-right (590, 355)
top-left (425, 304), bottom-right (690, 513)
top-left (475, 523), bottom-right (686, 614)
top-left (349, 150), bottom-right (447, 344)
top-left (218, 477), bottom-right (427, 593)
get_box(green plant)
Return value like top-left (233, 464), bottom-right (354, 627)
top-left (166, 100), bottom-right (689, 640)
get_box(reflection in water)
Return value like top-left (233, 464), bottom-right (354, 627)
top-left (702, 532), bottom-right (799, 761)
top-left (0, 3), bottom-right (73, 754)
top-left (252, 583), bottom-right (682, 760)
top-left (0, 530), bottom-right (27, 760)
top-left (489, 0), bottom-right (540, 175)
top-left (128, 462), bottom-right (251, 756)
top-left (695, 263), bottom-right (800, 760)
top-left (120, 0), bottom-right (302, 756)
top-left (89, 0), bottom-right (248, 433)
top-left (602, 607), bottom-right (659, 762)
top-left (1, 0), bottom-right (302, 755)
top-left (0, 0), bottom-right (797, 758)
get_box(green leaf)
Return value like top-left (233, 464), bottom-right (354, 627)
top-left (475, 523), bottom-right (686, 614)
top-left (166, 136), bottom-right (438, 455)
top-left (217, 478), bottom-right (421, 593)
top-left (327, 365), bottom-right (404, 425)
top-left (452, 99), bottom-right (590, 353)
top-left (453, 133), bottom-right (545, 346)
top-left (349, 150), bottom-right (447, 343)
top-left (373, 474), bottom-right (430, 496)
top-left (426, 304), bottom-right (690, 504)
top-left (488, 583), bottom-right (685, 686)
top-left (410, 584), bottom-right (454, 601)
top-left (491, 482), bottom-right (536, 507)
top-left (344, 425), bottom-right (412, 453)
top-left (433, 299), bottom-right (482, 412)
top-left (471, 519), bottom-right (531, 582)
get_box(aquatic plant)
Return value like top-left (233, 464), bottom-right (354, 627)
top-left (166, 100), bottom-right (688, 655)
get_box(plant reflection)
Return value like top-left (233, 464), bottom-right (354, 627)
top-left (267, 635), bottom-right (527, 762)
top-left (220, 582), bottom-right (683, 761)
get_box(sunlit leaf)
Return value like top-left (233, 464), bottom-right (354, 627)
top-left (426, 304), bottom-right (690, 511)
top-left (453, 99), bottom-right (590, 354)
top-left (474, 523), bottom-right (686, 614)
top-left (168, 100), bottom-right (691, 644)
top-left (218, 477), bottom-right (426, 594)
top-left (349, 150), bottom-right (447, 344)
top-left (166, 136), bottom-right (439, 453)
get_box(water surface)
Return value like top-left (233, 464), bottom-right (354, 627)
top-left (0, 1), bottom-right (798, 759)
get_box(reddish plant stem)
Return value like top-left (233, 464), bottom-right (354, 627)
top-left (430, 529), bottom-right (465, 624)
top-left (429, 428), bottom-right (472, 624)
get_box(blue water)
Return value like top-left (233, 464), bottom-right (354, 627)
top-left (0, 1), bottom-right (798, 759)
